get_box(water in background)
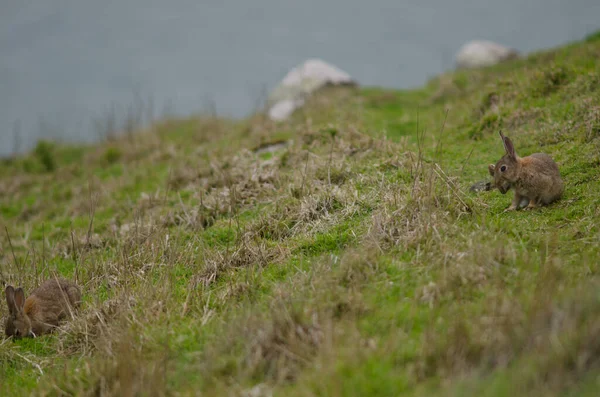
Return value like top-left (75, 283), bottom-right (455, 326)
top-left (1, 0), bottom-right (599, 156)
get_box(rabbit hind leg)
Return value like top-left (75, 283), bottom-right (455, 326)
top-left (525, 197), bottom-right (539, 210)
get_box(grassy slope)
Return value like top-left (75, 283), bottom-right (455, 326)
top-left (1, 33), bottom-right (599, 396)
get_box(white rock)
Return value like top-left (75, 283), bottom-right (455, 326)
top-left (267, 59), bottom-right (356, 121)
top-left (268, 98), bottom-right (303, 121)
top-left (455, 40), bottom-right (519, 69)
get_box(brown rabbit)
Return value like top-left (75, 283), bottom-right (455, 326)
top-left (4, 278), bottom-right (82, 338)
top-left (488, 131), bottom-right (564, 211)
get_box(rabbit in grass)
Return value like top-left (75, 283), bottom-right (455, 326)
top-left (488, 131), bottom-right (563, 211)
top-left (4, 278), bottom-right (82, 338)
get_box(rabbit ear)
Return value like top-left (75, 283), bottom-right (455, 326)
top-left (503, 136), bottom-right (517, 158)
top-left (499, 131), bottom-right (517, 158)
top-left (14, 288), bottom-right (26, 311)
top-left (488, 164), bottom-right (496, 176)
top-left (5, 286), bottom-right (17, 315)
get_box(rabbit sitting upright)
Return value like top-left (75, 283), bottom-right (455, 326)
top-left (4, 278), bottom-right (82, 338)
top-left (488, 131), bottom-right (564, 211)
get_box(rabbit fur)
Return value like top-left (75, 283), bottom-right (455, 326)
top-left (488, 131), bottom-right (563, 211)
top-left (4, 278), bottom-right (82, 338)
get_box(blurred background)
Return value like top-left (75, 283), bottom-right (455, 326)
top-left (1, 0), bottom-right (599, 157)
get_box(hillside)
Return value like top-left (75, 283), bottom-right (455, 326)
top-left (1, 32), bottom-right (599, 396)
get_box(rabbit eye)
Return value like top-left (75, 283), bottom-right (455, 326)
top-left (500, 165), bottom-right (507, 172)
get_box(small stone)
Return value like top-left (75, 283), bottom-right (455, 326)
top-left (455, 40), bottom-right (519, 69)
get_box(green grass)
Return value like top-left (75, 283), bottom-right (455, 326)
top-left (1, 33), bottom-right (600, 396)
